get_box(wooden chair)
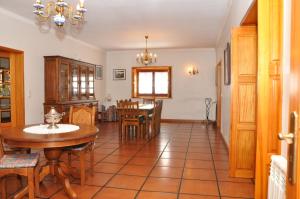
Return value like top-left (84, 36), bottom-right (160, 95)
top-left (118, 108), bottom-right (146, 139)
top-left (0, 137), bottom-right (39, 199)
top-left (151, 100), bottom-right (163, 136)
top-left (66, 105), bottom-right (96, 186)
top-left (142, 97), bottom-right (155, 104)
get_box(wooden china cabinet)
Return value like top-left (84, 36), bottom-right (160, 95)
top-left (44, 56), bottom-right (98, 122)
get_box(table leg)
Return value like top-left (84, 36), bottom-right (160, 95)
top-left (43, 148), bottom-right (78, 199)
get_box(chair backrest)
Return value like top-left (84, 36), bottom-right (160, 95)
top-left (151, 100), bottom-right (163, 135)
top-left (116, 99), bottom-right (131, 107)
top-left (142, 97), bottom-right (155, 104)
top-left (118, 101), bottom-right (139, 109)
top-left (69, 105), bottom-right (96, 126)
top-left (0, 137), bottom-right (4, 158)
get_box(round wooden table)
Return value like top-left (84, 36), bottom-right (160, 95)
top-left (1, 124), bottom-right (99, 199)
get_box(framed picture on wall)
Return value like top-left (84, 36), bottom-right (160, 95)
top-left (224, 42), bottom-right (231, 85)
top-left (95, 65), bottom-right (103, 80)
top-left (113, 69), bottom-right (126, 80)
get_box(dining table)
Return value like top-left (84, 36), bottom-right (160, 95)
top-left (117, 103), bottom-right (155, 138)
top-left (0, 124), bottom-right (99, 199)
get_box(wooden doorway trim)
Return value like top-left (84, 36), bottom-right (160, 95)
top-left (216, 61), bottom-right (222, 129)
top-left (286, 0), bottom-right (300, 197)
top-left (0, 46), bottom-right (25, 127)
top-left (255, 0), bottom-right (283, 198)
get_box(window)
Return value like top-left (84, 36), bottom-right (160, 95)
top-left (132, 66), bottom-right (172, 98)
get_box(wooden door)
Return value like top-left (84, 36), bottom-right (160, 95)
top-left (229, 26), bottom-right (257, 178)
top-left (216, 62), bottom-right (222, 128)
top-left (286, 0), bottom-right (300, 197)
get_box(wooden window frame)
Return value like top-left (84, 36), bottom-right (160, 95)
top-left (132, 66), bottom-right (172, 98)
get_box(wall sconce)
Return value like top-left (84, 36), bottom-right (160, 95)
top-left (187, 65), bottom-right (199, 76)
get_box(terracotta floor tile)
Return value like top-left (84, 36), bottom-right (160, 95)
top-left (102, 155), bottom-right (132, 164)
top-left (161, 152), bottom-right (186, 159)
top-left (165, 146), bottom-right (188, 152)
top-left (219, 182), bottom-right (254, 198)
top-left (119, 165), bottom-right (153, 176)
top-left (93, 187), bottom-right (137, 199)
top-left (50, 184), bottom-right (100, 199)
top-left (72, 172), bottom-right (113, 186)
top-left (185, 160), bottom-right (214, 169)
top-left (94, 162), bottom-right (124, 174)
top-left (94, 148), bottom-right (116, 155)
top-left (183, 168), bottom-right (216, 180)
top-left (214, 161), bottom-right (229, 170)
top-left (38, 179), bottom-right (63, 198)
top-left (137, 191), bottom-right (177, 199)
top-left (142, 177), bottom-right (181, 193)
top-left (179, 194), bottom-right (219, 199)
top-left (128, 157), bottom-right (157, 166)
top-left (150, 166), bottom-right (183, 178)
top-left (107, 174), bottom-right (146, 190)
top-left (157, 158), bottom-right (185, 167)
top-left (216, 170), bottom-right (252, 183)
top-left (186, 153), bottom-right (212, 160)
top-left (213, 154), bottom-right (229, 161)
top-left (180, 179), bottom-right (218, 196)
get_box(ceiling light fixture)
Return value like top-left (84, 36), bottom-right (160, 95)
top-left (136, 35), bottom-right (157, 66)
top-left (33, 0), bottom-right (87, 27)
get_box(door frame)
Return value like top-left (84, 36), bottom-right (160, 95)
top-left (255, 0), bottom-right (283, 198)
top-left (286, 0), bottom-right (300, 197)
top-left (216, 61), bottom-right (222, 129)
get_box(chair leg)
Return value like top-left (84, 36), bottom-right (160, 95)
top-left (136, 125), bottom-right (140, 138)
top-left (90, 148), bottom-right (94, 176)
top-left (1, 177), bottom-right (6, 199)
top-left (34, 164), bottom-right (41, 196)
top-left (79, 152), bottom-right (86, 186)
top-left (68, 152), bottom-right (72, 167)
top-left (27, 168), bottom-right (35, 199)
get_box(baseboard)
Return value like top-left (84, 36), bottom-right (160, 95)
top-left (161, 119), bottom-right (216, 124)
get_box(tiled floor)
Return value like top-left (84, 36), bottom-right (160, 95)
top-left (4, 122), bottom-right (254, 199)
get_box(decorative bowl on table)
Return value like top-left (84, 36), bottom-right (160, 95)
top-left (45, 107), bottom-right (65, 129)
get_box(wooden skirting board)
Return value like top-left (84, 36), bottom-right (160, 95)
top-left (161, 119), bottom-right (216, 124)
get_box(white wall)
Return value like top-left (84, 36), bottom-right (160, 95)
top-left (215, 0), bottom-right (254, 145)
top-left (105, 48), bottom-right (217, 121)
top-left (0, 7), bottom-right (106, 125)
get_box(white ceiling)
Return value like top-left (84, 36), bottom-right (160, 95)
top-left (0, 0), bottom-right (231, 50)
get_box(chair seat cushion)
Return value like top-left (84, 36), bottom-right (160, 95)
top-left (65, 142), bottom-right (93, 151)
top-left (0, 153), bottom-right (39, 169)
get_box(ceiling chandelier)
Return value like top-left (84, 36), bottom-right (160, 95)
top-left (33, 0), bottom-right (87, 27)
top-left (136, 35), bottom-right (157, 66)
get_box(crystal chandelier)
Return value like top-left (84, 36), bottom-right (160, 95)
top-left (136, 35), bottom-right (157, 66)
top-left (33, 0), bottom-right (87, 27)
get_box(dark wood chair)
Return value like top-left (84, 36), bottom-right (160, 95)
top-left (0, 137), bottom-right (39, 199)
top-left (151, 100), bottom-right (163, 136)
top-left (66, 105), bottom-right (96, 186)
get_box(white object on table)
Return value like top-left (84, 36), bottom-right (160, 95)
top-left (23, 124), bottom-right (80, 134)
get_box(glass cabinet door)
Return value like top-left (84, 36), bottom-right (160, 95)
top-left (88, 67), bottom-right (94, 98)
top-left (70, 65), bottom-right (79, 100)
top-left (59, 62), bottom-right (70, 101)
top-left (80, 66), bottom-right (88, 99)
top-left (0, 56), bottom-right (11, 124)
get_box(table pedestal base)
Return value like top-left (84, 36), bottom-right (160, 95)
top-left (37, 148), bottom-right (77, 199)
